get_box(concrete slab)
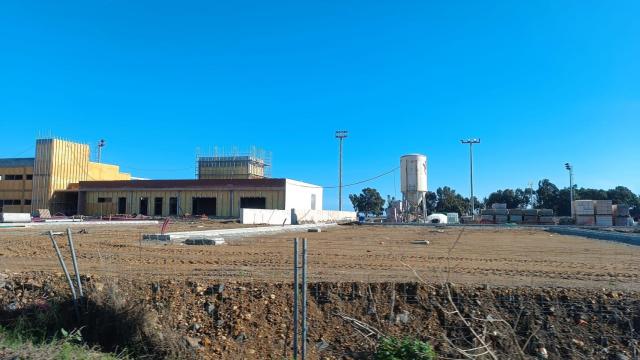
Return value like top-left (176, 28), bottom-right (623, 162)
top-left (147, 223), bottom-right (338, 242)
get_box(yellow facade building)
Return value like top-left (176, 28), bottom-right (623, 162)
top-left (0, 138), bottom-right (130, 214)
top-left (0, 138), bottom-right (321, 218)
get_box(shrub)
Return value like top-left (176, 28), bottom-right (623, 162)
top-left (375, 337), bottom-right (436, 360)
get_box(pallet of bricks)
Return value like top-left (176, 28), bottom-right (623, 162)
top-left (508, 208), bottom-right (523, 224)
top-left (573, 200), bottom-right (594, 225)
top-left (479, 207), bottom-right (495, 224)
top-left (538, 209), bottom-right (554, 224)
top-left (613, 204), bottom-right (631, 226)
top-left (492, 203), bottom-right (508, 224)
top-left (520, 209), bottom-right (537, 224)
top-left (594, 200), bottom-right (613, 227)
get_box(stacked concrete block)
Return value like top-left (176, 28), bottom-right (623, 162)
top-left (446, 213), bottom-right (459, 224)
top-left (613, 204), bottom-right (631, 226)
top-left (573, 200), bottom-right (595, 226)
top-left (595, 215), bottom-right (613, 227)
top-left (594, 200), bottom-right (613, 215)
top-left (523, 209), bottom-right (539, 224)
top-left (538, 209), bottom-right (555, 224)
top-left (593, 200), bottom-right (613, 227)
top-left (508, 209), bottom-right (523, 223)
top-left (495, 215), bottom-right (508, 224)
top-left (480, 214), bottom-right (495, 223)
top-left (480, 209), bottom-right (495, 223)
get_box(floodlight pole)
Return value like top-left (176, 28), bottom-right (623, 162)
top-left (565, 163), bottom-right (574, 218)
top-left (97, 139), bottom-right (106, 163)
top-left (335, 131), bottom-right (348, 211)
top-left (461, 139), bottom-right (480, 217)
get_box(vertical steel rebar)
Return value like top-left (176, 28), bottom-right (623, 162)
top-left (293, 238), bottom-right (299, 359)
top-left (301, 238), bottom-right (308, 360)
top-left (66, 228), bottom-right (83, 297)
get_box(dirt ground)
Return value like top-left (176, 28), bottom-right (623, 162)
top-left (1, 223), bottom-right (639, 290)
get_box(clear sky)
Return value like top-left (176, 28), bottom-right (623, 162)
top-left (0, 1), bottom-right (638, 210)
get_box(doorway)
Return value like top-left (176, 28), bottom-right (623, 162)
top-left (192, 197), bottom-right (216, 216)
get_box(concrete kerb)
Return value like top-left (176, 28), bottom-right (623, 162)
top-left (1, 220), bottom-right (160, 228)
top-left (358, 222), bottom-right (640, 246)
top-left (142, 223), bottom-right (339, 243)
top-left (546, 226), bottom-right (640, 246)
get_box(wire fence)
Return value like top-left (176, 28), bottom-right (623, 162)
top-left (0, 223), bottom-right (639, 359)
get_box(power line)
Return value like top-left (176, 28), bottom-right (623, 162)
top-left (288, 166), bottom-right (400, 189)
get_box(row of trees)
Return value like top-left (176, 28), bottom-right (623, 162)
top-left (349, 180), bottom-right (640, 217)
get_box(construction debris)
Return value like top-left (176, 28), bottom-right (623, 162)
top-left (411, 240), bottom-right (430, 245)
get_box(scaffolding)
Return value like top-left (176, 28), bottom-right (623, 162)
top-left (196, 146), bottom-right (272, 180)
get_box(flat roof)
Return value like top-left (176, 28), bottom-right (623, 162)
top-left (0, 158), bottom-right (34, 168)
top-left (79, 178), bottom-right (288, 191)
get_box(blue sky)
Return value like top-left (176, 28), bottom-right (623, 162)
top-left (0, 1), bottom-right (638, 210)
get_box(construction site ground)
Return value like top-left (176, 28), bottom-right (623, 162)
top-left (1, 222), bottom-right (639, 290)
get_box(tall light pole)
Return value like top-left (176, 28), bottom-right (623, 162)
top-left (461, 138), bottom-right (480, 217)
top-left (97, 139), bottom-right (106, 163)
top-left (565, 163), bottom-right (574, 218)
top-left (335, 131), bottom-right (348, 211)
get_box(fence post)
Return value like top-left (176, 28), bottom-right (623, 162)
top-left (48, 230), bottom-right (79, 318)
top-left (293, 238), bottom-right (299, 359)
top-left (301, 238), bottom-right (308, 359)
top-left (66, 228), bottom-right (83, 297)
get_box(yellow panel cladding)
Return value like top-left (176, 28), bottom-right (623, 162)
top-left (88, 162), bottom-right (131, 181)
top-left (81, 189), bottom-right (285, 217)
top-left (32, 138), bottom-right (131, 211)
top-left (32, 139), bottom-right (89, 210)
top-left (0, 164), bottom-right (33, 213)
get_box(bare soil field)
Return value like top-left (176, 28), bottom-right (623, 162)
top-left (1, 223), bottom-right (639, 290)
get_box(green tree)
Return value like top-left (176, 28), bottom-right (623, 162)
top-left (576, 188), bottom-right (608, 200)
top-left (536, 179), bottom-right (560, 212)
top-left (485, 188), bottom-right (530, 209)
top-left (424, 191), bottom-right (437, 214)
top-left (435, 187), bottom-right (468, 215)
top-left (349, 188), bottom-right (385, 216)
top-left (606, 186), bottom-right (639, 206)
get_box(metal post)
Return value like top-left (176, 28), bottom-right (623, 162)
top-left (48, 231), bottom-right (79, 317)
top-left (461, 139), bottom-right (480, 217)
top-left (336, 131), bottom-right (348, 211)
top-left (301, 238), bottom-right (308, 359)
top-left (339, 139), bottom-right (342, 211)
top-left (66, 228), bottom-right (83, 297)
top-left (293, 238), bottom-right (299, 359)
top-left (565, 163), bottom-right (574, 218)
top-left (470, 143), bottom-right (474, 215)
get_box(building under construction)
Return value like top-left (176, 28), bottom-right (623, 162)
top-left (0, 139), bottom-right (321, 217)
top-left (196, 147), bottom-right (271, 180)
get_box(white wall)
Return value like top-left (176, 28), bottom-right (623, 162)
top-left (285, 179), bottom-right (323, 211)
top-left (0, 213), bottom-right (31, 223)
top-left (241, 208), bottom-right (356, 225)
top-left (240, 208), bottom-right (291, 225)
top-left (292, 209), bottom-right (357, 224)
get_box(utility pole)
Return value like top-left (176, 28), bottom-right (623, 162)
top-left (97, 139), bottom-right (106, 163)
top-left (565, 163), bottom-right (574, 218)
top-left (335, 131), bottom-right (348, 211)
top-left (461, 139), bottom-right (480, 217)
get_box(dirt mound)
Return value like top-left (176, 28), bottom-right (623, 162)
top-left (1, 272), bottom-right (638, 359)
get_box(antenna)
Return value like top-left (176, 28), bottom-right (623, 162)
top-left (97, 139), bottom-right (106, 163)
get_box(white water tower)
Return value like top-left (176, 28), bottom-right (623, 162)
top-left (400, 154), bottom-right (428, 219)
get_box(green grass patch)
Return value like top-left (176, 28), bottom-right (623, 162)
top-left (375, 336), bottom-right (436, 360)
top-left (0, 325), bottom-right (124, 359)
